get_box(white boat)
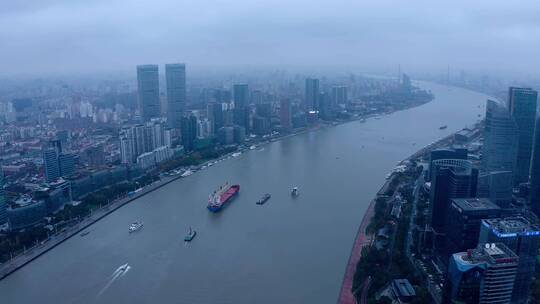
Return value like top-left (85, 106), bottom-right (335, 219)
top-left (250, 145), bottom-right (256, 150)
top-left (129, 221), bottom-right (143, 233)
top-left (232, 152), bottom-right (242, 157)
top-left (181, 170), bottom-right (193, 177)
top-left (291, 187), bottom-right (299, 197)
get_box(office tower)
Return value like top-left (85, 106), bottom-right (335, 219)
top-left (255, 103), bottom-right (272, 120)
top-left (478, 171), bottom-right (514, 208)
top-left (181, 114), bottom-right (197, 152)
top-left (428, 147), bottom-right (468, 181)
top-left (233, 84), bottom-right (249, 109)
top-left (252, 115), bottom-right (271, 135)
top-left (445, 243), bottom-right (518, 304)
top-left (430, 159), bottom-right (478, 233)
top-left (331, 86), bottom-right (348, 105)
top-left (305, 78), bottom-right (320, 111)
top-left (207, 102), bottom-right (224, 133)
top-left (430, 159), bottom-right (478, 254)
top-left (479, 216), bottom-right (540, 304)
top-left (43, 148), bottom-right (60, 182)
top-left (280, 99), bottom-right (292, 132)
top-left (50, 139), bottom-right (62, 154)
top-left (233, 84), bottom-right (250, 131)
top-left (0, 168), bottom-right (6, 225)
top-left (137, 65), bottom-right (160, 122)
top-left (508, 87), bottom-right (538, 184)
top-left (58, 153), bottom-right (75, 177)
top-left (165, 63), bottom-right (186, 129)
top-left (482, 100), bottom-right (519, 173)
top-left (530, 118), bottom-right (540, 217)
top-left (446, 198), bottom-right (501, 259)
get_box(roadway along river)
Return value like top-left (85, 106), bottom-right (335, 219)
top-left (0, 82), bottom-right (488, 304)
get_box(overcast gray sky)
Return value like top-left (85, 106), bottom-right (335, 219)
top-left (1, 0), bottom-right (540, 77)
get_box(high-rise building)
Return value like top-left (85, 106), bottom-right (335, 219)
top-left (207, 102), bottom-right (224, 133)
top-left (445, 243), bottom-right (518, 304)
top-left (481, 100), bottom-right (519, 173)
top-left (165, 63), bottom-right (186, 128)
top-left (181, 114), bottom-right (197, 152)
top-left (508, 87), bottom-right (538, 184)
top-left (233, 84), bottom-right (250, 131)
top-left (120, 135), bottom-right (134, 164)
top-left (478, 171), bottom-right (514, 208)
top-left (430, 159), bottom-right (478, 234)
top-left (305, 78), bottom-right (320, 111)
top-left (479, 216), bottom-right (540, 304)
top-left (446, 198), bottom-right (501, 259)
top-left (530, 118), bottom-right (540, 217)
top-left (331, 86), bottom-right (348, 105)
top-left (43, 148), bottom-right (60, 182)
top-left (137, 64), bottom-right (160, 122)
top-left (430, 159), bottom-right (478, 254)
top-left (233, 84), bottom-right (249, 109)
top-left (58, 153), bottom-right (75, 177)
top-left (0, 168), bottom-right (6, 225)
top-left (280, 99), bottom-right (292, 132)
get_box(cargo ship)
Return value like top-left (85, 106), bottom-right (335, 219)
top-left (207, 182), bottom-right (240, 212)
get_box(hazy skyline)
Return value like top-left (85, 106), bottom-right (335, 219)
top-left (2, 1), bottom-right (540, 77)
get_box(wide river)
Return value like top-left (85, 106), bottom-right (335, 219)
top-left (1, 82), bottom-right (488, 304)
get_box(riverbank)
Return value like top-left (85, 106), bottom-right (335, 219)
top-left (337, 122), bottom-right (482, 304)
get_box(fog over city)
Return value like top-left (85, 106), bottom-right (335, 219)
top-left (2, 0), bottom-right (540, 77)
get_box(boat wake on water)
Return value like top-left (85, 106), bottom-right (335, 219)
top-left (97, 263), bottom-right (131, 297)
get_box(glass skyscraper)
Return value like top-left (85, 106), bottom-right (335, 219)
top-left (137, 64), bottom-right (160, 122)
top-left (478, 99), bottom-right (518, 207)
top-left (508, 87), bottom-right (538, 184)
top-left (165, 63), bottom-right (186, 129)
top-left (531, 118), bottom-right (540, 217)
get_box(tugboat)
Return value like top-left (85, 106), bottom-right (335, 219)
top-left (256, 193), bottom-right (271, 205)
top-left (129, 221), bottom-right (144, 233)
top-left (291, 187), bottom-right (299, 197)
top-left (184, 227), bottom-right (197, 242)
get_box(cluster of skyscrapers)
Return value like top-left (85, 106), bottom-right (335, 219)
top-left (424, 87), bottom-right (540, 303)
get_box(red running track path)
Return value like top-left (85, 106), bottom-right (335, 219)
top-left (337, 199), bottom-right (375, 304)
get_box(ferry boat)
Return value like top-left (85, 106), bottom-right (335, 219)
top-left (129, 221), bottom-right (144, 233)
top-left (256, 193), bottom-right (271, 205)
top-left (207, 182), bottom-right (240, 212)
top-left (184, 227), bottom-right (197, 242)
top-left (291, 187), bottom-right (299, 197)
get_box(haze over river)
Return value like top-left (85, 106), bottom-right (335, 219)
top-left (0, 82), bottom-right (488, 304)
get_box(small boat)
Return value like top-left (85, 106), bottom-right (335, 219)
top-left (184, 227), bottom-right (197, 242)
top-left (80, 231), bottom-right (90, 237)
top-left (250, 145), bottom-right (256, 150)
top-left (181, 170), bottom-right (193, 177)
top-left (129, 221), bottom-right (144, 233)
top-left (291, 187), bottom-right (299, 197)
top-left (439, 125), bottom-right (448, 130)
top-left (256, 193), bottom-right (271, 205)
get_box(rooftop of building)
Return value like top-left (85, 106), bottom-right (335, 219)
top-left (455, 243), bottom-right (517, 267)
top-left (482, 216), bottom-right (540, 235)
top-left (452, 198), bottom-right (500, 212)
